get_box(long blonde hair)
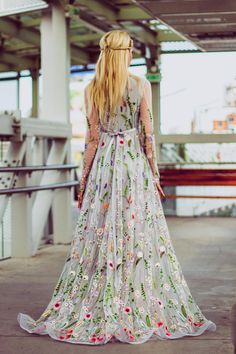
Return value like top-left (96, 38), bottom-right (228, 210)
top-left (86, 30), bottom-right (140, 125)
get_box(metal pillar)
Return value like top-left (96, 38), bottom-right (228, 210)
top-left (145, 45), bottom-right (162, 160)
top-left (30, 68), bottom-right (39, 118)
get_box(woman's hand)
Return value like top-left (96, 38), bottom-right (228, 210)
top-left (77, 179), bottom-right (86, 209)
top-left (153, 178), bottom-right (166, 199)
top-left (77, 189), bottom-right (84, 209)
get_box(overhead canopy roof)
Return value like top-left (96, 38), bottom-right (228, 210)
top-left (137, 0), bottom-right (236, 52)
top-left (0, 0), bottom-right (235, 73)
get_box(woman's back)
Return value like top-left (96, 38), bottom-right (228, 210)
top-left (99, 74), bottom-right (145, 133)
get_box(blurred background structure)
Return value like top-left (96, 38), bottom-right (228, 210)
top-left (0, 1), bottom-right (235, 352)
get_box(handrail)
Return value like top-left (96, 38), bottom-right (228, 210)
top-left (158, 162), bottom-right (236, 165)
top-left (161, 167), bottom-right (236, 199)
top-left (0, 181), bottom-right (79, 195)
top-left (0, 163), bottom-right (78, 173)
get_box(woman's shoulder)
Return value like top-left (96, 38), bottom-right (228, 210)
top-left (129, 73), bottom-right (148, 97)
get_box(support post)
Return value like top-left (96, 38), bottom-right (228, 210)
top-left (30, 68), bottom-right (39, 118)
top-left (145, 45), bottom-right (162, 160)
top-left (39, 3), bottom-right (72, 247)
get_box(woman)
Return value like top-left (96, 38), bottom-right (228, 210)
top-left (17, 29), bottom-right (216, 345)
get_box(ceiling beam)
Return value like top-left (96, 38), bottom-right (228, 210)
top-left (0, 17), bottom-right (91, 65)
top-left (75, 0), bottom-right (117, 22)
top-left (69, 32), bottom-right (101, 44)
top-left (0, 63), bottom-right (15, 72)
top-left (117, 6), bottom-right (151, 21)
top-left (0, 51), bottom-right (37, 68)
top-left (75, 0), bottom-right (159, 47)
top-left (173, 24), bottom-right (236, 34)
top-left (138, 0), bottom-right (236, 16)
top-left (160, 13), bottom-right (236, 25)
top-left (158, 31), bottom-right (184, 42)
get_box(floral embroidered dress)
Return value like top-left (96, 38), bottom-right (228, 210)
top-left (17, 75), bottom-right (216, 345)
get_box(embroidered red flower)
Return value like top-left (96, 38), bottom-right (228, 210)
top-left (59, 336), bottom-right (65, 340)
top-left (119, 138), bottom-right (124, 145)
top-left (156, 321), bottom-right (163, 327)
top-left (108, 260), bottom-right (114, 268)
top-left (84, 312), bottom-right (92, 319)
top-left (53, 302), bottom-right (61, 310)
top-left (124, 306), bottom-right (132, 314)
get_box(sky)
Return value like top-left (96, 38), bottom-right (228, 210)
top-left (160, 51), bottom-right (236, 134)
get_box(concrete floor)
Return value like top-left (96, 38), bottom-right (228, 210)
top-left (0, 216), bottom-right (235, 354)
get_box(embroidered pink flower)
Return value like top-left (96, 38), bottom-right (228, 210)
top-left (53, 302), bottom-right (61, 310)
top-left (129, 335), bottom-right (135, 340)
top-left (131, 212), bottom-right (135, 219)
top-left (188, 316), bottom-right (193, 324)
top-left (108, 260), bottom-right (114, 268)
top-left (59, 335), bottom-right (65, 340)
top-left (119, 138), bottom-right (124, 145)
top-left (84, 312), bottom-right (92, 319)
top-left (124, 306), bottom-right (132, 314)
top-left (96, 228), bottom-right (104, 236)
top-left (127, 195), bottom-right (132, 204)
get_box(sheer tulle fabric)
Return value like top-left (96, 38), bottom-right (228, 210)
top-left (17, 76), bottom-right (216, 345)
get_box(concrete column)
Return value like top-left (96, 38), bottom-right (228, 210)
top-left (40, 4), bottom-right (70, 122)
top-left (38, 5), bottom-right (72, 247)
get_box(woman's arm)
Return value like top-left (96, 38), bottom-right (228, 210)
top-left (139, 78), bottom-right (165, 199)
top-left (78, 86), bottom-right (100, 208)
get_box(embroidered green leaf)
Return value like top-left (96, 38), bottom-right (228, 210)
top-left (160, 251), bottom-right (165, 258)
top-left (146, 314), bottom-right (151, 327)
top-left (101, 191), bottom-right (108, 202)
top-left (140, 283), bottom-right (146, 299)
top-left (127, 151), bottom-right (135, 160)
top-left (181, 304), bottom-right (187, 318)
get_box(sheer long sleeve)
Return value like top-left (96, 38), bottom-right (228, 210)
top-left (79, 86), bottom-right (100, 193)
top-left (139, 78), bottom-right (160, 181)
